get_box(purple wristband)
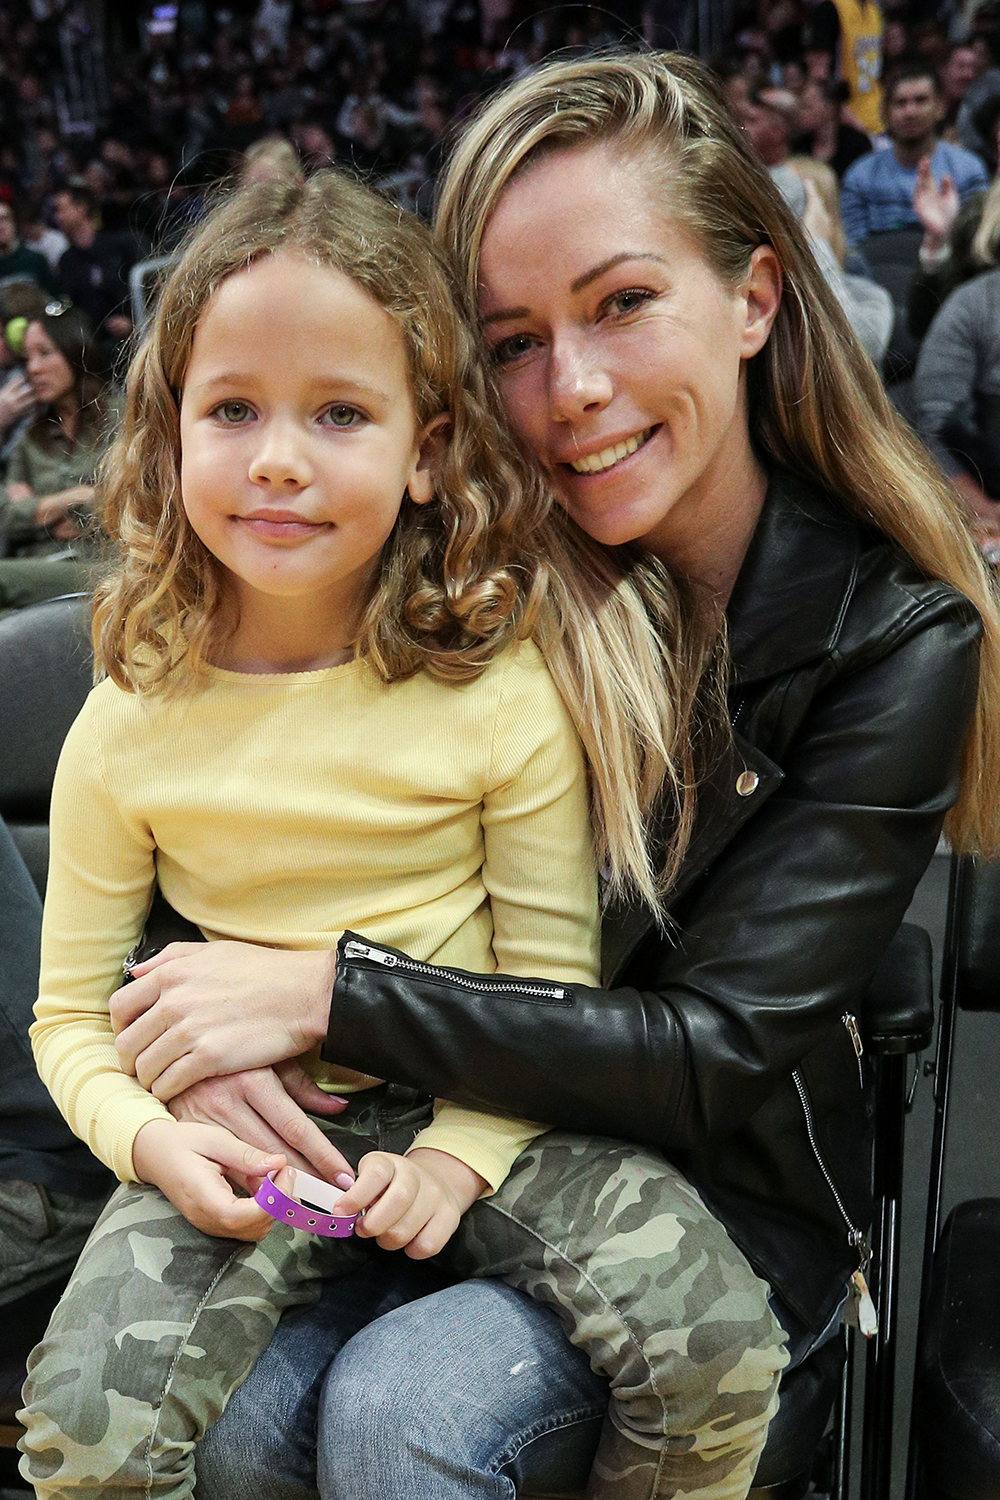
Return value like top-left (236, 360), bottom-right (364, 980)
top-left (255, 1168), bottom-right (358, 1237)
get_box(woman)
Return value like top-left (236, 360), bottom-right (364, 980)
top-left (64, 52), bottom-right (1000, 1500)
top-left (0, 302), bottom-right (111, 612)
top-left (792, 77), bottom-right (871, 179)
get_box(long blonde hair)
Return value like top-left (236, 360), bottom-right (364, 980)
top-left (436, 49), bottom-right (1000, 869)
top-left (94, 167), bottom-right (684, 909)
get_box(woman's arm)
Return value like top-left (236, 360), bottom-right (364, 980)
top-left (324, 596), bottom-right (982, 1153)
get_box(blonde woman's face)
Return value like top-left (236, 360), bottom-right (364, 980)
top-left (179, 253), bottom-right (437, 616)
top-left (478, 144), bottom-right (780, 564)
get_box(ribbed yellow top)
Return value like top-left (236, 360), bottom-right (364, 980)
top-left (32, 640), bottom-right (600, 1190)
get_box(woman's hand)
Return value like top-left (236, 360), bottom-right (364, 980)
top-left (34, 484), bottom-right (93, 529)
top-left (0, 373), bottom-right (33, 435)
top-left (168, 1061), bottom-right (356, 1186)
top-left (131, 1117), bottom-right (287, 1241)
top-left (110, 941), bottom-right (336, 1099)
top-left (336, 1148), bottom-right (487, 1259)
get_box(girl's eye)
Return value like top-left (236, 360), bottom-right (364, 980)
top-left (216, 400), bottom-right (253, 424)
top-left (489, 332), bottom-right (539, 368)
top-left (323, 404), bottom-right (362, 428)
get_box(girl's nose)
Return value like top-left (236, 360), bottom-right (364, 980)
top-left (548, 337), bottom-right (613, 423)
top-left (248, 421), bottom-right (313, 490)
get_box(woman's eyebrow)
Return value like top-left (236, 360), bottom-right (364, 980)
top-left (570, 252), bottom-right (668, 293)
top-left (482, 252), bottom-right (669, 324)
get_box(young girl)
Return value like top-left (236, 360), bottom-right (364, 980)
top-left (18, 169), bottom-right (786, 1500)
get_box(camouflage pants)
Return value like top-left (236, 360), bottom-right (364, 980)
top-left (18, 1088), bottom-right (787, 1500)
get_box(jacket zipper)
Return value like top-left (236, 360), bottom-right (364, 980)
top-left (342, 939), bottom-right (568, 1002)
top-left (843, 1011), bottom-right (864, 1089)
top-left (792, 1065), bottom-right (870, 1272)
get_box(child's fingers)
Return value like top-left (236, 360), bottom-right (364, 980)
top-left (177, 1155), bottom-right (278, 1242)
top-left (334, 1152), bottom-right (402, 1218)
top-left (353, 1168), bottom-right (423, 1240)
top-left (403, 1206), bottom-right (461, 1260)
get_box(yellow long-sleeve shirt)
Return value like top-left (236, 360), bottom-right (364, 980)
top-left (32, 640), bottom-right (600, 1191)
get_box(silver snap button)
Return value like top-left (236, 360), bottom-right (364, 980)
top-left (736, 770), bottom-right (759, 797)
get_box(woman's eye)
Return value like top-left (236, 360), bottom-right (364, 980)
top-left (216, 400), bottom-right (252, 424)
top-left (323, 404), bottom-right (362, 427)
top-left (607, 288), bottom-right (653, 317)
top-left (489, 333), bottom-right (538, 368)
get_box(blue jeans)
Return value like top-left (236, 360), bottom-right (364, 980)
top-left (197, 1268), bottom-right (609, 1500)
top-left (196, 1266), bottom-right (835, 1499)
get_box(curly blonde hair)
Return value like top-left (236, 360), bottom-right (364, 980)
top-left (94, 168), bottom-right (557, 694)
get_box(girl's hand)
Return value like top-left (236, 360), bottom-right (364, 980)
top-left (131, 1117), bottom-right (287, 1241)
top-left (336, 1147), bottom-right (487, 1259)
top-left (110, 941), bottom-right (335, 1099)
top-left (168, 1061), bottom-right (357, 1187)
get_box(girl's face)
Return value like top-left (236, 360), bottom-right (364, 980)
top-left (477, 144), bottom-right (780, 561)
top-left (24, 322), bottom-right (75, 406)
top-left (179, 252), bottom-right (438, 615)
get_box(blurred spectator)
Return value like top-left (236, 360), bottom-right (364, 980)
top-left (52, 184), bottom-right (142, 351)
top-left (802, 0), bottom-right (884, 135)
top-left (941, 41), bottom-right (982, 136)
top-left (0, 814), bottom-right (112, 1307)
top-left (0, 197), bottom-right (57, 295)
top-left (841, 61), bottom-right (989, 243)
top-left (19, 198), bottom-right (68, 274)
top-left (241, 135), bottom-right (302, 185)
top-left (738, 85), bottom-right (798, 168)
top-left (782, 153), bottom-right (896, 363)
top-left (0, 303), bottom-right (113, 612)
top-left (915, 262), bottom-right (1000, 548)
top-left (794, 77), bottom-right (872, 177)
top-left (0, 282), bottom-right (46, 466)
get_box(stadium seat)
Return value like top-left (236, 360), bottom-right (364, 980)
top-left (0, 594), bottom-right (92, 894)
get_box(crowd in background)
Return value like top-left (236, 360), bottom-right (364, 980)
top-left (3, 0), bottom-right (1000, 601)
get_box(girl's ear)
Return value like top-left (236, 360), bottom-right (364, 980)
top-left (406, 413), bottom-right (451, 505)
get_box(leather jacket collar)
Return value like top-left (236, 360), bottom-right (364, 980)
top-left (727, 472), bottom-right (863, 686)
top-left (602, 473), bottom-right (859, 984)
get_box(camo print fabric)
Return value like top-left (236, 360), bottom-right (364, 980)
top-left (451, 1132), bottom-right (789, 1500)
top-left (19, 1094), bottom-right (787, 1500)
top-left (17, 1087), bottom-right (430, 1500)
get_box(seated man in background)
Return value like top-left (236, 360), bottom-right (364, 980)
top-left (0, 815), bottom-right (111, 1309)
top-left (841, 61), bottom-right (989, 244)
top-left (0, 196), bottom-right (59, 298)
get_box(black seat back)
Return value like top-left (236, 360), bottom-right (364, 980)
top-left (0, 594), bottom-right (93, 892)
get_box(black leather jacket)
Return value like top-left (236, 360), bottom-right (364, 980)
top-left (324, 473), bottom-right (982, 1332)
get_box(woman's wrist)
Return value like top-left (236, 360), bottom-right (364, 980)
top-left (305, 948), bottom-right (338, 1046)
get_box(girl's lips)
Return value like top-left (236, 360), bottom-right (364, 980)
top-left (237, 515), bottom-right (329, 540)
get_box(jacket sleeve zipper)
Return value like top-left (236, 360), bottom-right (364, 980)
top-left (342, 939), bottom-right (568, 1001)
top-left (791, 1066), bottom-right (871, 1270)
top-left (791, 1063), bottom-right (878, 1334)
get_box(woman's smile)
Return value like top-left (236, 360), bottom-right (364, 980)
top-left (563, 424), bottom-right (658, 475)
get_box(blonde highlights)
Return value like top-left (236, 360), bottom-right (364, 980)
top-left (437, 49), bottom-right (1000, 872)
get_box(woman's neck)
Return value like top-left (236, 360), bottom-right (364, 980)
top-left (641, 432), bottom-right (768, 608)
top-left (55, 390), bottom-right (80, 443)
